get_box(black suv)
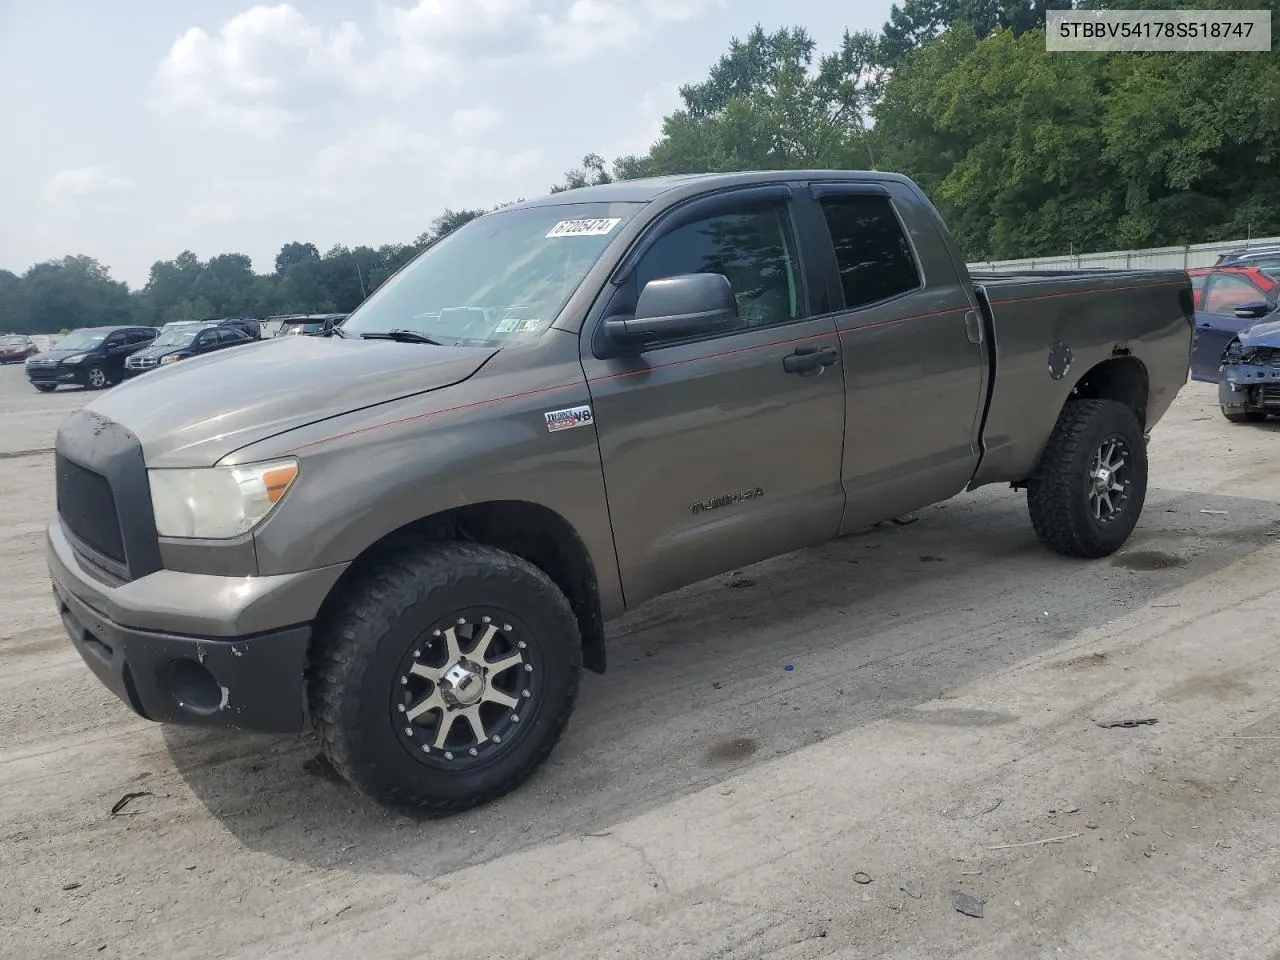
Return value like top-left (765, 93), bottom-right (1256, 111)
top-left (25, 325), bottom-right (158, 392)
top-left (206, 316), bottom-right (262, 339)
top-left (123, 321), bottom-right (256, 377)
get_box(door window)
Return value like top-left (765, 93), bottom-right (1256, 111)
top-left (817, 194), bottom-right (922, 309)
top-left (1204, 274), bottom-right (1264, 313)
top-left (633, 199), bottom-right (806, 342)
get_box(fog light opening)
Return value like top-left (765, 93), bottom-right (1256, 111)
top-left (165, 659), bottom-right (225, 716)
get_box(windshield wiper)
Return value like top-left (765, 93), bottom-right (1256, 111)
top-left (328, 324), bottom-right (346, 338)
top-left (359, 328), bottom-right (443, 345)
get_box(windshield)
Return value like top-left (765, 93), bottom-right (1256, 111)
top-left (152, 327), bottom-right (204, 348)
top-left (341, 201), bottom-right (644, 345)
top-left (55, 331), bottom-right (106, 351)
top-left (0, 336), bottom-right (26, 345)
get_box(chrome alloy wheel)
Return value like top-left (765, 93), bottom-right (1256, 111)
top-left (1088, 436), bottom-right (1131, 523)
top-left (86, 367), bottom-right (107, 389)
top-left (391, 611), bottom-right (538, 769)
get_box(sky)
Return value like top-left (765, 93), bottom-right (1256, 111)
top-left (0, 0), bottom-right (895, 289)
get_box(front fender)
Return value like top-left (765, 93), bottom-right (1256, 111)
top-left (230, 344), bottom-right (623, 617)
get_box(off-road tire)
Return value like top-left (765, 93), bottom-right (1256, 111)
top-left (1026, 398), bottom-right (1148, 559)
top-left (33, 384), bottom-right (56, 393)
top-left (308, 541), bottom-right (582, 816)
top-left (1221, 407), bottom-right (1267, 424)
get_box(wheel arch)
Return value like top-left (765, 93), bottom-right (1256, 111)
top-left (1068, 354), bottom-right (1150, 430)
top-left (314, 499), bottom-right (607, 674)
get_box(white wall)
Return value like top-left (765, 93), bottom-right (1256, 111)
top-left (967, 237), bottom-right (1280, 273)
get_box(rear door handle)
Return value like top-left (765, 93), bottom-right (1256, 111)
top-left (783, 346), bottom-right (839, 375)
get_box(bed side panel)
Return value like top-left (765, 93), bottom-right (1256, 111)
top-left (970, 271), bottom-right (1193, 487)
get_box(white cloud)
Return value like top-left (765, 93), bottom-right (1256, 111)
top-left (450, 105), bottom-right (503, 136)
top-left (539, 0), bottom-right (640, 62)
top-left (46, 167), bottom-right (134, 205)
top-left (184, 117), bottom-right (542, 232)
top-left (151, 3), bottom-right (363, 135)
top-left (152, 1), bottom-right (727, 130)
top-left (645, 0), bottom-right (728, 22)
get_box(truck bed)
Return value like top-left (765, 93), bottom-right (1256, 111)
top-left (964, 267), bottom-right (1195, 489)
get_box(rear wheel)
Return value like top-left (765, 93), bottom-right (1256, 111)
top-left (1026, 398), bottom-right (1148, 559)
top-left (308, 541), bottom-right (582, 815)
top-left (1221, 406), bottom-right (1268, 424)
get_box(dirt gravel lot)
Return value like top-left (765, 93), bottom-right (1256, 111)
top-left (4, 361), bottom-right (1280, 960)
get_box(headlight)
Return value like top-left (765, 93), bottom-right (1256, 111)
top-left (61, 353), bottom-right (87, 364)
top-left (160, 354), bottom-right (182, 365)
top-left (148, 458), bottom-right (299, 539)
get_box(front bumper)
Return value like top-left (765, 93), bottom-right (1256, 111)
top-left (48, 520), bottom-right (348, 733)
top-left (27, 364), bottom-right (86, 385)
top-left (1219, 363), bottom-right (1280, 411)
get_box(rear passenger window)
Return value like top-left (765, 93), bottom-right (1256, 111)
top-left (818, 195), bottom-right (921, 310)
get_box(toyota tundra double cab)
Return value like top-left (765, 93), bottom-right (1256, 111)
top-left (47, 171), bottom-right (1195, 815)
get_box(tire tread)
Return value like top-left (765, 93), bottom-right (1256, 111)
top-left (307, 541), bottom-right (581, 816)
top-left (1026, 398), bottom-right (1146, 559)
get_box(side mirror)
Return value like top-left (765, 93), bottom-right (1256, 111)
top-left (1235, 301), bottom-right (1275, 321)
top-left (603, 273), bottom-right (738, 353)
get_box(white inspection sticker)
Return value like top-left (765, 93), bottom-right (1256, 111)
top-left (545, 218), bottom-right (621, 238)
top-left (544, 405), bottom-right (594, 432)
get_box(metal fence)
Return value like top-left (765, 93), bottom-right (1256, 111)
top-left (967, 236), bottom-right (1280, 273)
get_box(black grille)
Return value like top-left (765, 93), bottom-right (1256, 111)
top-left (56, 454), bottom-right (126, 563)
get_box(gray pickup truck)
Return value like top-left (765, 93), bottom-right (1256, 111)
top-left (48, 171), bottom-right (1195, 815)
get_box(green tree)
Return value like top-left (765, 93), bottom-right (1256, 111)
top-left (16, 256), bottom-right (132, 335)
top-left (573, 26), bottom-right (885, 182)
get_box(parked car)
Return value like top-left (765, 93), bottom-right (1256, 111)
top-left (25, 325), bottom-right (157, 391)
top-left (1187, 266), bottom-right (1280, 381)
top-left (123, 322), bottom-right (256, 377)
top-left (1215, 302), bottom-right (1280, 423)
top-left (206, 317), bottom-right (262, 340)
top-left (1214, 245), bottom-right (1280, 273)
top-left (0, 334), bottom-right (38, 363)
top-left (275, 313), bottom-right (347, 337)
top-left (47, 170), bottom-right (1194, 815)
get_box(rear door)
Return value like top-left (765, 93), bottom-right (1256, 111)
top-left (805, 181), bottom-right (988, 532)
top-left (1192, 272), bottom-right (1270, 381)
top-left (580, 184), bottom-right (847, 607)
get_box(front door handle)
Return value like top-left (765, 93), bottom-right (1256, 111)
top-left (783, 346), bottom-right (839, 375)
top-left (1198, 321), bottom-right (1212, 328)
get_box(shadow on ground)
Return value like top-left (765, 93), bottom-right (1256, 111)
top-left (163, 482), bottom-right (1280, 879)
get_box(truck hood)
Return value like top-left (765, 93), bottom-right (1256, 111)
top-left (85, 335), bottom-right (498, 467)
top-left (1238, 318), bottom-right (1280, 348)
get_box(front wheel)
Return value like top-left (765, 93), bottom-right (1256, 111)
top-left (33, 383), bottom-right (57, 393)
top-left (1026, 398), bottom-right (1149, 559)
top-left (308, 541), bottom-right (582, 815)
top-left (84, 365), bottom-right (108, 389)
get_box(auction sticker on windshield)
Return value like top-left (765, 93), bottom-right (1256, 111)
top-left (545, 218), bottom-right (621, 238)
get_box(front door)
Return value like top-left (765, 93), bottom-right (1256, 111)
top-left (581, 186), bottom-right (847, 608)
top-left (101, 332), bottom-right (133, 380)
top-left (1191, 272), bottom-right (1270, 381)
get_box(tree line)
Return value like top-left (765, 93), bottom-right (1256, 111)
top-left (4, 0), bottom-right (1276, 335)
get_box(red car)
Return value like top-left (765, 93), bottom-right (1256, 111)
top-left (0, 334), bottom-right (38, 364)
top-left (1188, 266), bottom-right (1280, 381)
